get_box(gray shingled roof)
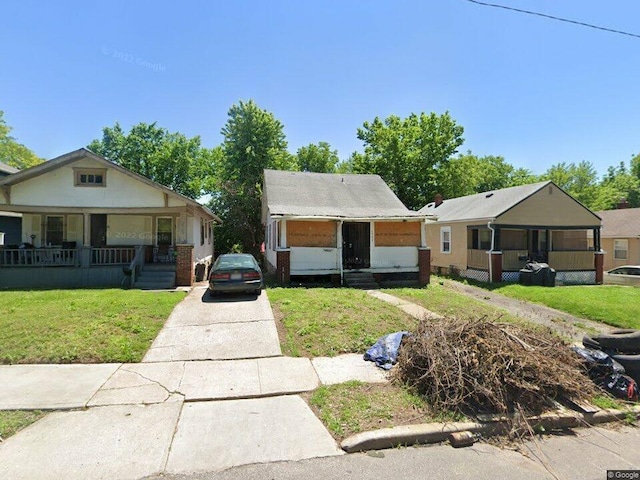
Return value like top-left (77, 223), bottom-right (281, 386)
top-left (263, 169), bottom-right (425, 218)
top-left (0, 161), bottom-right (19, 175)
top-left (418, 181), bottom-right (552, 221)
top-left (596, 208), bottom-right (640, 238)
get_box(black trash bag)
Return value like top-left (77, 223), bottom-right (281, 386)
top-left (602, 373), bottom-right (639, 401)
top-left (572, 346), bottom-right (625, 376)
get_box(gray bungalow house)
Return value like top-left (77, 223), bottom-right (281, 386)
top-left (262, 169), bottom-right (434, 287)
top-left (419, 181), bottom-right (603, 284)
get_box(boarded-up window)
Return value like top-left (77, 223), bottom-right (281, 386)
top-left (287, 221), bottom-right (336, 247)
top-left (374, 222), bottom-right (420, 246)
top-left (552, 230), bottom-right (588, 251)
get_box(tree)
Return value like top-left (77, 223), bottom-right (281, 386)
top-left (212, 100), bottom-right (296, 255)
top-left (591, 159), bottom-right (640, 210)
top-left (296, 141), bottom-right (339, 173)
top-left (436, 152), bottom-right (536, 199)
top-left (539, 161), bottom-right (599, 208)
top-left (88, 122), bottom-right (215, 200)
top-left (0, 111), bottom-right (43, 169)
top-left (352, 112), bottom-right (464, 210)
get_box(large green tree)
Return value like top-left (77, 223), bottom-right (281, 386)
top-left (436, 152), bottom-right (536, 199)
top-left (212, 100), bottom-right (296, 255)
top-left (88, 122), bottom-right (216, 200)
top-left (296, 141), bottom-right (339, 173)
top-left (0, 111), bottom-right (43, 169)
top-left (539, 161), bottom-right (599, 208)
top-left (352, 112), bottom-right (464, 210)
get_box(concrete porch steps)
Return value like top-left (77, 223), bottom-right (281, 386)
top-left (344, 271), bottom-right (379, 289)
top-left (135, 264), bottom-right (176, 290)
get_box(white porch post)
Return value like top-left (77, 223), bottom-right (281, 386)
top-left (83, 213), bottom-right (90, 246)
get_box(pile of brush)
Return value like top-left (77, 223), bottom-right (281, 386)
top-left (393, 317), bottom-right (596, 416)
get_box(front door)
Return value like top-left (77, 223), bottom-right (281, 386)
top-left (342, 222), bottom-right (370, 270)
top-left (90, 214), bottom-right (107, 247)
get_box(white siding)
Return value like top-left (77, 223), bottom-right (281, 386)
top-left (22, 214), bottom-right (41, 246)
top-left (290, 247), bottom-right (339, 274)
top-left (107, 215), bottom-right (153, 246)
top-left (66, 214), bottom-right (83, 245)
top-left (370, 246), bottom-right (419, 269)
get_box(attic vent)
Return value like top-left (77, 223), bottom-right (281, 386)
top-left (485, 193), bottom-right (494, 198)
top-left (548, 186), bottom-right (553, 194)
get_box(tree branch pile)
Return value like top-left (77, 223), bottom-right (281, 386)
top-left (393, 317), bottom-right (596, 416)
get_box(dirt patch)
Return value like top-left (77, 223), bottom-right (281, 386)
top-left (271, 304), bottom-right (290, 353)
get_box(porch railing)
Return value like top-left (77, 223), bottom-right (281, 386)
top-left (467, 249), bottom-right (488, 269)
top-left (0, 248), bottom-right (79, 267)
top-left (548, 251), bottom-right (594, 271)
top-left (92, 247), bottom-right (136, 265)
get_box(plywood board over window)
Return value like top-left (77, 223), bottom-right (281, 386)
top-left (287, 221), bottom-right (336, 247)
top-left (375, 222), bottom-right (420, 246)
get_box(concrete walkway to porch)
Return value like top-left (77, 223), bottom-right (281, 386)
top-left (0, 286), bottom-right (387, 480)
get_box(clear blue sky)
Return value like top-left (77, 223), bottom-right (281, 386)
top-left (2, 1), bottom-right (640, 177)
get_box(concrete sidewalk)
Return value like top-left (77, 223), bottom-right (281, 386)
top-left (0, 287), bottom-right (391, 479)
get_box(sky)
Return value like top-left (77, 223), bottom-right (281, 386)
top-left (2, 0), bottom-right (640, 177)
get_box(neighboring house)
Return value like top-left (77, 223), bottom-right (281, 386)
top-left (419, 181), bottom-right (603, 284)
top-left (262, 169), bottom-right (434, 286)
top-left (595, 206), bottom-right (640, 271)
top-left (0, 148), bottom-right (220, 289)
top-left (0, 161), bottom-right (21, 246)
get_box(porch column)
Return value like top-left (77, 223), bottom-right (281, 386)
top-left (83, 213), bottom-right (90, 246)
top-left (490, 251), bottom-right (503, 283)
top-left (175, 244), bottom-right (194, 287)
top-left (276, 248), bottom-right (290, 285)
top-left (595, 251), bottom-right (604, 285)
top-left (418, 247), bottom-right (431, 287)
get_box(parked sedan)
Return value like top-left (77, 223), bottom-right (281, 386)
top-left (208, 253), bottom-right (263, 295)
top-left (603, 265), bottom-right (640, 286)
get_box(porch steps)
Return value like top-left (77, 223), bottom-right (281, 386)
top-left (344, 271), bottom-right (379, 289)
top-left (134, 264), bottom-right (176, 290)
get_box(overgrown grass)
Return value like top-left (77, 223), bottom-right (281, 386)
top-left (0, 410), bottom-right (46, 439)
top-left (386, 280), bottom-right (521, 322)
top-left (307, 381), bottom-right (448, 439)
top-left (484, 284), bottom-right (640, 330)
top-left (267, 287), bottom-right (417, 357)
top-left (0, 289), bottom-right (186, 364)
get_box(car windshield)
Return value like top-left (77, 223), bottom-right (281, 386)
top-left (216, 255), bottom-right (256, 269)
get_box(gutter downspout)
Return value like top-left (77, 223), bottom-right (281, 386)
top-left (487, 221), bottom-right (495, 282)
top-left (338, 220), bottom-right (344, 286)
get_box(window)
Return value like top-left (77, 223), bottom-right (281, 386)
top-left (46, 216), bottom-right (64, 246)
top-left (157, 217), bottom-right (173, 246)
top-left (74, 168), bottom-right (106, 187)
top-left (469, 228), bottom-right (492, 250)
top-left (614, 239), bottom-right (628, 260)
top-left (441, 226), bottom-right (451, 254)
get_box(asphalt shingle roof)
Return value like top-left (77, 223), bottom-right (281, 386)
top-left (596, 208), bottom-right (640, 238)
top-left (0, 161), bottom-right (19, 175)
top-left (263, 169), bottom-right (424, 218)
top-left (418, 181), bottom-right (551, 221)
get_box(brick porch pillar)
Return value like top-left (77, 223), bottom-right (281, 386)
top-left (276, 248), bottom-right (290, 285)
top-left (418, 247), bottom-right (431, 286)
top-left (175, 244), bottom-right (194, 287)
top-left (594, 251), bottom-right (604, 285)
top-left (490, 251), bottom-right (503, 283)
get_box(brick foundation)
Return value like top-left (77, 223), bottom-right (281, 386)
top-left (418, 247), bottom-right (431, 286)
top-left (175, 244), bottom-right (194, 287)
top-left (490, 251), bottom-right (502, 283)
top-left (595, 251), bottom-right (604, 285)
top-left (276, 249), bottom-right (290, 285)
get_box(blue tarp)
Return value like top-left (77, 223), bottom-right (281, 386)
top-left (363, 331), bottom-right (410, 370)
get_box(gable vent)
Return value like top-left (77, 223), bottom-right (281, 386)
top-left (548, 186), bottom-right (553, 194)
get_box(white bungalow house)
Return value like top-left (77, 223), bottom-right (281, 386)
top-left (262, 169), bottom-right (434, 287)
top-left (0, 148), bottom-right (220, 289)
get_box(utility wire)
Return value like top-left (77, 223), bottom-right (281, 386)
top-left (465, 0), bottom-right (640, 39)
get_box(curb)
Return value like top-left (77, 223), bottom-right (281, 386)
top-left (341, 406), bottom-right (640, 453)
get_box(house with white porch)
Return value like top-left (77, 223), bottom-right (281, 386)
top-left (262, 169), bottom-right (434, 287)
top-left (0, 148), bottom-right (220, 289)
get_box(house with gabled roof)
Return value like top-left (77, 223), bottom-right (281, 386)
top-left (419, 181), bottom-right (603, 284)
top-left (0, 148), bottom-right (220, 289)
top-left (595, 206), bottom-right (640, 271)
top-left (262, 169), bottom-right (434, 287)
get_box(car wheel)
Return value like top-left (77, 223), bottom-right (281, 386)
top-left (594, 330), bottom-right (640, 353)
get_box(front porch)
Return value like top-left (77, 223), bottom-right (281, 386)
top-left (461, 225), bottom-right (603, 285)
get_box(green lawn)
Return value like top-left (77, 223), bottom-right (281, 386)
top-left (267, 287), bottom-right (417, 357)
top-left (0, 411), bottom-right (45, 439)
top-left (0, 289), bottom-right (186, 364)
top-left (486, 284), bottom-right (640, 330)
top-left (385, 280), bottom-right (521, 322)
